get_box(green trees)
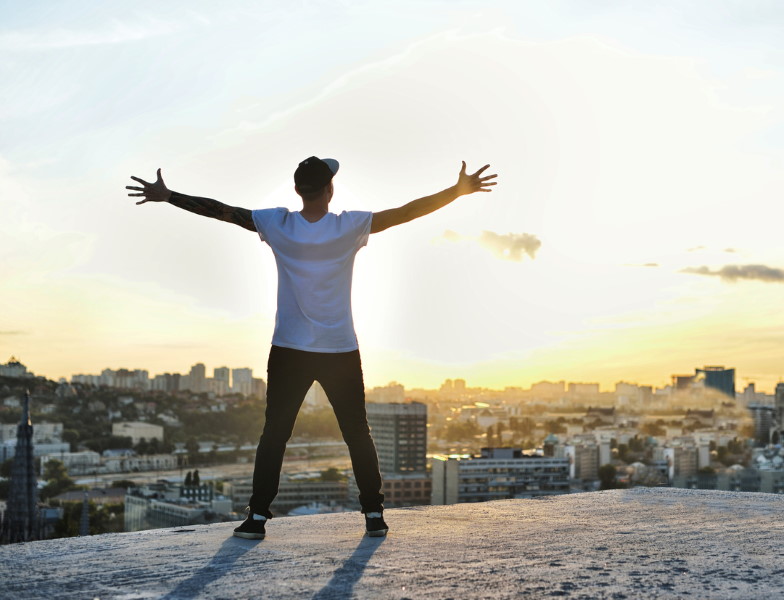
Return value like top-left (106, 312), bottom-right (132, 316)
top-left (84, 435), bottom-right (133, 454)
top-left (291, 407), bottom-right (342, 439)
top-left (179, 399), bottom-right (266, 444)
top-left (51, 501), bottom-right (125, 538)
top-left (441, 420), bottom-right (482, 442)
top-left (545, 418), bottom-right (567, 435)
top-left (319, 467), bottom-right (345, 481)
top-left (61, 429), bottom-right (80, 451)
top-left (41, 460), bottom-right (81, 500)
top-left (640, 421), bottom-right (666, 437)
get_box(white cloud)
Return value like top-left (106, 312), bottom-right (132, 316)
top-left (439, 230), bottom-right (541, 261)
top-left (0, 18), bottom-right (182, 51)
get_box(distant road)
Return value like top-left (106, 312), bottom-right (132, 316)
top-left (76, 452), bottom-right (352, 488)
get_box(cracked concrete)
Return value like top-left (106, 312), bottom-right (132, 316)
top-left (1, 488), bottom-right (783, 599)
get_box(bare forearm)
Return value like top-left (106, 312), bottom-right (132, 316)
top-left (397, 185), bottom-right (461, 224)
top-left (369, 162), bottom-right (496, 234)
top-left (168, 191), bottom-right (255, 232)
top-left (370, 186), bottom-right (462, 234)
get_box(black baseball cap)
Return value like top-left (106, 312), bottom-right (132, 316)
top-left (294, 156), bottom-right (339, 193)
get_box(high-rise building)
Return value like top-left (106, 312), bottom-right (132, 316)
top-left (214, 367), bottom-right (230, 395)
top-left (749, 403), bottom-right (775, 446)
top-left (530, 380), bottom-right (566, 399)
top-left (232, 368), bottom-right (254, 396)
top-left (187, 363), bottom-right (206, 393)
top-left (568, 382), bottom-right (600, 397)
top-left (303, 382), bottom-right (329, 408)
top-left (366, 402), bottom-right (427, 474)
top-left (431, 448), bottom-right (570, 504)
top-left (695, 366), bottom-right (735, 398)
top-left (672, 374), bottom-right (695, 391)
top-left (775, 383), bottom-right (784, 429)
top-left (151, 373), bottom-right (180, 393)
top-left (664, 441), bottom-right (698, 485)
top-left (741, 383), bottom-right (758, 407)
top-left (366, 382), bottom-right (405, 404)
top-left (565, 443), bottom-right (599, 481)
top-left (251, 377), bottom-right (267, 400)
top-left (614, 382), bottom-right (652, 404)
top-left (1, 391), bottom-right (40, 544)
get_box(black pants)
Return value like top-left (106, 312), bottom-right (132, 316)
top-left (248, 345), bottom-right (384, 518)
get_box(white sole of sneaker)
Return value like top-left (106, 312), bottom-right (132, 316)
top-left (233, 531), bottom-right (265, 540)
top-left (366, 529), bottom-right (388, 537)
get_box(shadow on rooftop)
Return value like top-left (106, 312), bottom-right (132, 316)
top-left (161, 535), bottom-right (259, 600)
top-left (312, 535), bottom-right (386, 600)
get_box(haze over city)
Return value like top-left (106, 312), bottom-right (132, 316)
top-left (2, 2), bottom-right (784, 391)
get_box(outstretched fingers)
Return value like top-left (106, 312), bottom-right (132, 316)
top-left (473, 168), bottom-right (497, 192)
top-left (471, 164), bottom-right (491, 177)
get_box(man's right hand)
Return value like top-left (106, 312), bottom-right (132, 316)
top-left (126, 168), bottom-right (172, 204)
top-left (453, 161), bottom-right (497, 197)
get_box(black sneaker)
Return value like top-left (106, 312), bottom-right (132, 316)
top-left (233, 515), bottom-right (266, 539)
top-left (365, 512), bottom-right (388, 537)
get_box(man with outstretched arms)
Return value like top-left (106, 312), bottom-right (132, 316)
top-left (127, 157), bottom-right (497, 538)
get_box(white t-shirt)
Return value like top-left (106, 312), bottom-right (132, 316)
top-left (252, 207), bottom-right (373, 353)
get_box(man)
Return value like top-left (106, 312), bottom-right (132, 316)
top-left (126, 157), bottom-right (497, 538)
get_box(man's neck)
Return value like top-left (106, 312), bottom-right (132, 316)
top-left (299, 199), bottom-right (330, 223)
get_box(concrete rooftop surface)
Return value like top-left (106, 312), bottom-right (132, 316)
top-left (2, 488), bottom-right (784, 599)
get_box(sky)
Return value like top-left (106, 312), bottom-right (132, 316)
top-left (2, 1), bottom-right (784, 392)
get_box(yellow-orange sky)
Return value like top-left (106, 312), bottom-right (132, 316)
top-left (2, 2), bottom-right (784, 391)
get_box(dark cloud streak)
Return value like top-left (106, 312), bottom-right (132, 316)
top-left (681, 264), bottom-right (784, 283)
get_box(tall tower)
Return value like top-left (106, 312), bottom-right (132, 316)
top-left (773, 383), bottom-right (784, 443)
top-left (79, 491), bottom-right (90, 537)
top-left (695, 366), bottom-right (736, 398)
top-left (1, 391), bottom-right (40, 544)
top-left (775, 383), bottom-right (784, 426)
top-left (231, 368), bottom-right (253, 396)
top-left (366, 402), bottom-right (427, 474)
top-left (748, 403), bottom-right (775, 446)
top-left (189, 363), bottom-right (206, 393)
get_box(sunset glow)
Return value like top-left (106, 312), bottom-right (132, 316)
top-left (2, 2), bottom-right (784, 391)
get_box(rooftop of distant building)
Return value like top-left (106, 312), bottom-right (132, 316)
top-left (2, 488), bottom-right (783, 599)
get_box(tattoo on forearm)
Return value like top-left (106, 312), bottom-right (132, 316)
top-left (169, 191), bottom-right (255, 231)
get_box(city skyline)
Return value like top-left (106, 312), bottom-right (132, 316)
top-left (7, 356), bottom-right (782, 396)
top-left (3, 3), bottom-right (784, 391)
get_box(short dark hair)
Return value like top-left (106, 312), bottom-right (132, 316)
top-left (297, 184), bottom-right (328, 202)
